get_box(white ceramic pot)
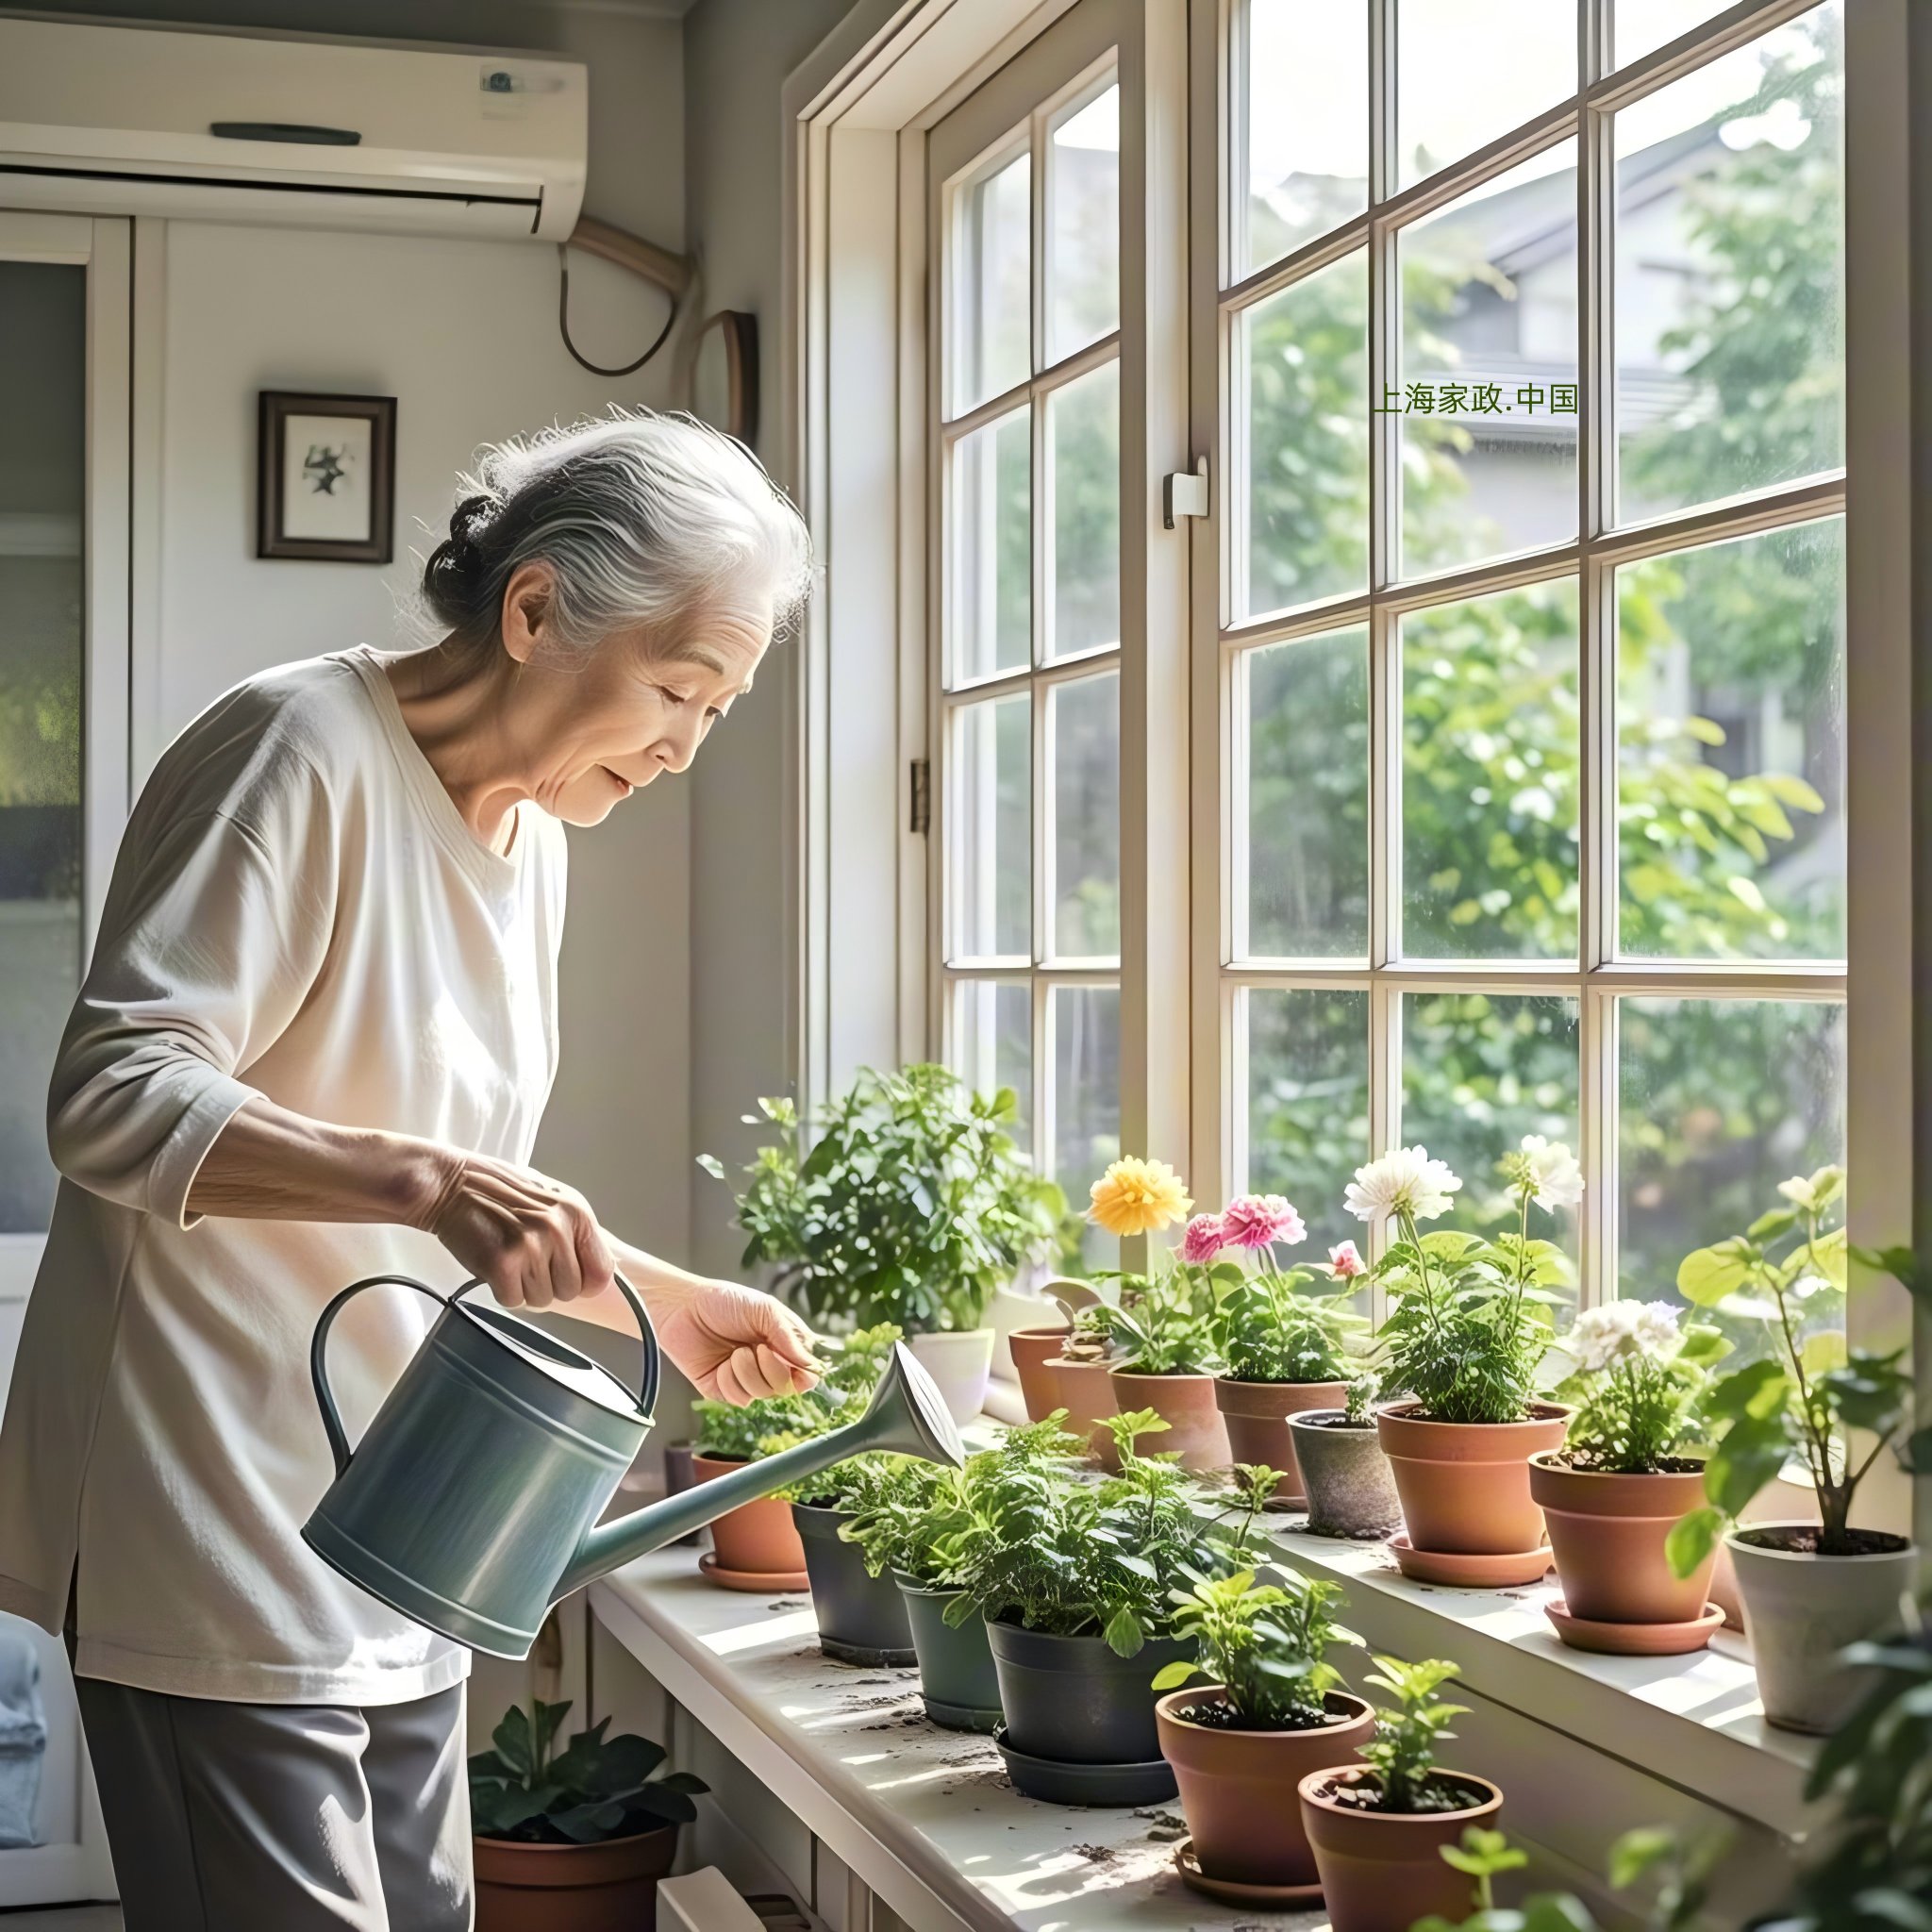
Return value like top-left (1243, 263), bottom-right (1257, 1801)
top-left (1726, 1522), bottom-right (1918, 1735)
top-left (908, 1329), bottom-right (996, 1424)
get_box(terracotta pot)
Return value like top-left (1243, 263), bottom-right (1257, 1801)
top-left (1007, 1325), bottom-right (1070, 1422)
top-left (1375, 1402), bottom-right (1572, 1556)
top-left (1299, 1766), bottom-right (1503, 1932)
top-left (1108, 1370), bottom-right (1230, 1474)
top-left (1288, 1412), bottom-right (1403, 1538)
top-left (1529, 1454), bottom-right (1715, 1624)
top-left (1727, 1523), bottom-right (1919, 1735)
top-left (1156, 1688), bottom-right (1372, 1887)
top-left (475, 1824), bottom-right (677, 1932)
top-left (1213, 1380), bottom-right (1350, 1502)
top-left (1047, 1357), bottom-right (1122, 1471)
top-left (690, 1455), bottom-right (806, 1577)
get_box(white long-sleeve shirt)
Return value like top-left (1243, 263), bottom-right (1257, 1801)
top-left (0, 646), bottom-right (567, 1704)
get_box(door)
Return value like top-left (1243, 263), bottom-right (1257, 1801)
top-left (0, 208), bottom-right (130, 1904)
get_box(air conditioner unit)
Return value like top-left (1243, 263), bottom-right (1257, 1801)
top-left (0, 17), bottom-right (587, 240)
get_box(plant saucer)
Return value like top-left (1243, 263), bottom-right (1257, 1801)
top-left (991, 1726), bottom-right (1177, 1807)
top-left (922, 1694), bottom-right (1002, 1733)
top-left (1545, 1598), bottom-right (1724, 1656)
top-left (819, 1635), bottom-right (918, 1669)
top-left (1389, 1533), bottom-right (1553, 1588)
top-left (1173, 1840), bottom-right (1324, 1907)
top-left (698, 1551), bottom-right (811, 1593)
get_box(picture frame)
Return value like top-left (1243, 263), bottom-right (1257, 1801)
top-left (257, 391), bottom-right (396, 562)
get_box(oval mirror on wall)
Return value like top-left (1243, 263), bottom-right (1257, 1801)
top-left (688, 310), bottom-right (758, 445)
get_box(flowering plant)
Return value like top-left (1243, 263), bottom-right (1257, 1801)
top-left (1552, 1303), bottom-right (1729, 1474)
top-left (1194, 1191), bottom-right (1366, 1385)
top-left (1363, 1137), bottom-right (1580, 1426)
top-left (1088, 1156), bottom-right (1192, 1238)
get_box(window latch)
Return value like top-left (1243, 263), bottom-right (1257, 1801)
top-left (1162, 455), bottom-right (1208, 529)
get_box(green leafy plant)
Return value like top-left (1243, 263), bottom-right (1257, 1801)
top-left (700, 1067), bottom-right (1064, 1335)
top-left (1212, 1267), bottom-right (1364, 1384)
top-left (1410, 1824), bottom-right (1720, 1932)
top-left (1150, 1566), bottom-right (1362, 1728)
top-left (1552, 1303), bottom-right (1729, 1474)
top-left (1356, 1656), bottom-right (1471, 1814)
top-left (1667, 1167), bottom-right (1931, 1573)
top-left (469, 1699), bottom-right (707, 1846)
top-left (1341, 1369), bottom-right (1378, 1425)
top-left (1101, 1266), bottom-right (1222, 1375)
top-left (838, 1456), bottom-right (958, 1583)
top-left (691, 1389), bottom-right (835, 1463)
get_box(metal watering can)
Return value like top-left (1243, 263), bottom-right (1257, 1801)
top-left (301, 1273), bottom-right (964, 1659)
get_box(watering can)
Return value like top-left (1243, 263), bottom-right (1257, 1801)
top-left (300, 1273), bottom-right (963, 1659)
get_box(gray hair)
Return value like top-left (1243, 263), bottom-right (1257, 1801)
top-left (419, 409), bottom-right (813, 661)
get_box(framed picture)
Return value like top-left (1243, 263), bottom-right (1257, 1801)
top-left (258, 391), bottom-right (396, 562)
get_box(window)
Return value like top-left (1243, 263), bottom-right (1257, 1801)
top-left (1218, 1), bottom-right (1847, 1313)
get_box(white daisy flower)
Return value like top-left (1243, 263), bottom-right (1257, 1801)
top-left (1343, 1146), bottom-right (1462, 1226)
top-left (1567, 1300), bottom-right (1680, 1374)
top-left (1518, 1135), bottom-right (1584, 1214)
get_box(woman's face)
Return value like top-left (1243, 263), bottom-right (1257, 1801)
top-left (503, 568), bottom-right (772, 827)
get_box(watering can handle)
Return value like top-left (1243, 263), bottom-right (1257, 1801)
top-left (310, 1271), bottom-right (660, 1479)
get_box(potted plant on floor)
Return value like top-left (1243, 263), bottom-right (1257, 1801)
top-left (1532, 1301), bottom-right (1731, 1655)
top-left (1151, 1567), bottom-right (1372, 1904)
top-left (1665, 1165), bottom-right (1927, 1733)
top-left (1360, 1139), bottom-right (1578, 1585)
top-left (1200, 1202), bottom-right (1367, 1503)
top-left (472, 1697), bottom-right (707, 1932)
top-left (690, 1383), bottom-right (833, 1590)
top-left (1288, 1371), bottom-right (1406, 1541)
top-left (1298, 1657), bottom-right (1504, 1932)
top-left (702, 1068), bottom-right (1065, 1423)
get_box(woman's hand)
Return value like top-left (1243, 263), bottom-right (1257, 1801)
top-left (418, 1147), bottom-right (614, 1312)
top-left (648, 1276), bottom-right (822, 1404)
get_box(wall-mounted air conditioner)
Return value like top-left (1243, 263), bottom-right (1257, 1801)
top-left (0, 17), bottom-right (587, 240)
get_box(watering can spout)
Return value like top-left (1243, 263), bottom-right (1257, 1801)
top-left (553, 1342), bottom-right (965, 1600)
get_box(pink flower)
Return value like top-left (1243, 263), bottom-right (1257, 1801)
top-left (1329, 1240), bottom-right (1365, 1279)
top-left (1221, 1193), bottom-right (1307, 1250)
top-left (1180, 1214), bottom-right (1226, 1265)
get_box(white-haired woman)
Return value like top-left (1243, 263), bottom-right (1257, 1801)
top-left (0, 412), bottom-right (821, 1929)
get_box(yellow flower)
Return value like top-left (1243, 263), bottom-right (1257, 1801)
top-left (1088, 1158), bottom-right (1193, 1237)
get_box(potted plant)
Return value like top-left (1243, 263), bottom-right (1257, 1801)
top-left (702, 1067), bottom-right (1065, 1423)
top-left (690, 1385), bottom-right (832, 1589)
top-left (1004, 1275), bottom-right (1086, 1422)
top-left (1046, 1302), bottom-right (1124, 1470)
top-left (1666, 1166), bottom-right (1927, 1733)
top-left (1200, 1204), bottom-right (1367, 1502)
top-left (1362, 1139), bottom-right (1578, 1584)
top-left (471, 1697), bottom-right (707, 1932)
top-left (1298, 1657), bottom-right (1504, 1932)
top-left (1151, 1567), bottom-right (1372, 1901)
top-left (1532, 1301), bottom-right (1731, 1654)
top-left (1102, 1268), bottom-right (1230, 1474)
top-left (1288, 1372), bottom-right (1405, 1541)
top-left (943, 1410), bottom-right (1220, 1804)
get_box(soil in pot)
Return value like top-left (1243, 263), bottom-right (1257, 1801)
top-left (691, 1455), bottom-right (807, 1581)
top-left (1529, 1453), bottom-right (1716, 1638)
top-left (1299, 1766), bottom-right (1504, 1932)
top-left (475, 1825), bottom-right (677, 1932)
top-left (1214, 1380), bottom-right (1349, 1503)
top-left (1375, 1402), bottom-right (1572, 1557)
top-left (1287, 1412), bottom-right (1403, 1540)
top-left (985, 1618), bottom-right (1189, 1765)
top-left (791, 1504), bottom-right (916, 1665)
top-left (908, 1329), bottom-right (996, 1424)
top-left (1006, 1325), bottom-right (1070, 1422)
top-left (1727, 1522), bottom-right (1918, 1735)
top-left (1108, 1370), bottom-right (1229, 1474)
top-left (1155, 1687), bottom-right (1372, 1888)
top-left (894, 1574), bottom-right (1002, 1729)
top-left (1048, 1357), bottom-right (1122, 1471)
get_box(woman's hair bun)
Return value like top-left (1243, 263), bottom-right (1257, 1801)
top-left (422, 492), bottom-right (497, 628)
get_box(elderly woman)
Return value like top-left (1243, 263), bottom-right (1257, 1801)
top-left (0, 412), bottom-right (821, 1929)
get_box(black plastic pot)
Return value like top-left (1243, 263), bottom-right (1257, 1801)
top-left (984, 1618), bottom-right (1190, 1765)
top-left (893, 1574), bottom-right (1002, 1731)
top-left (660, 1442), bottom-right (702, 1547)
top-left (791, 1504), bottom-right (916, 1666)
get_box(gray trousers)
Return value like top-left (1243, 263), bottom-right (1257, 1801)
top-left (76, 1678), bottom-right (472, 1932)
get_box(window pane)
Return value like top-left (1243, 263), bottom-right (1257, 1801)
top-left (1244, 987), bottom-right (1370, 1264)
top-left (953, 146), bottom-right (1030, 413)
top-left (1396, 0), bottom-right (1577, 190)
top-left (1236, 0), bottom-right (1368, 275)
top-left (1615, 6), bottom-right (1842, 523)
top-left (1052, 983), bottom-right (1120, 1265)
top-left (0, 262), bottom-right (85, 1234)
top-left (1619, 997), bottom-right (1843, 1320)
top-left (1402, 991), bottom-right (1581, 1261)
top-left (1399, 141), bottom-right (1578, 576)
top-left (1243, 626), bottom-right (1369, 958)
top-left (950, 692), bottom-right (1030, 960)
top-left (1048, 83), bottom-right (1119, 362)
top-left (1048, 359), bottom-right (1119, 658)
top-left (1238, 249), bottom-right (1369, 620)
top-left (955, 980), bottom-right (1033, 1156)
top-left (1049, 672), bottom-right (1119, 959)
top-left (949, 406), bottom-right (1031, 684)
top-left (1402, 578), bottom-right (1579, 960)
top-left (1612, 0), bottom-right (1734, 69)
top-left (1617, 519), bottom-right (1844, 961)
